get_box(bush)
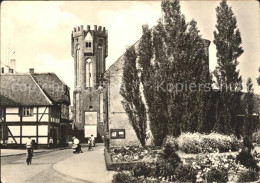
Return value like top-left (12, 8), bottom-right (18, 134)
top-left (166, 132), bottom-right (242, 154)
top-left (132, 162), bottom-right (152, 178)
top-left (112, 172), bottom-right (137, 183)
top-left (236, 150), bottom-right (259, 171)
top-left (206, 167), bottom-right (228, 183)
top-left (174, 164), bottom-right (197, 183)
top-left (162, 144), bottom-right (181, 168)
top-left (238, 170), bottom-right (259, 182)
top-left (243, 136), bottom-right (254, 152)
top-left (252, 131), bottom-right (260, 144)
top-left (163, 136), bottom-right (178, 151)
top-left (104, 136), bottom-right (110, 148)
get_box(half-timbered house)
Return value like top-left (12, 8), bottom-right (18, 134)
top-left (0, 70), bottom-right (71, 148)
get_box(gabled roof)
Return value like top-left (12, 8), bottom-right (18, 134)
top-left (0, 74), bottom-right (52, 106)
top-left (31, 73), bottom-right (70, 104)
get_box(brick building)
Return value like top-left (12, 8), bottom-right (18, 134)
top-left (71, 25), bottom-right (107, 142)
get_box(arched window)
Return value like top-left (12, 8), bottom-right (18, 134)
top-left (86, 58), bottom-right (93, 87)
top-left (97, 44), bottom-right (103, 74)
top-left (76, 45), bottom-right (80, 86)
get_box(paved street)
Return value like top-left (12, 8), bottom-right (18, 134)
top-left (1, 144), bottom-right (115, 183)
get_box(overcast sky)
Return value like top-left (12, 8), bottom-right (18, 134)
top-left (1, 1), bottom-right (259, 94)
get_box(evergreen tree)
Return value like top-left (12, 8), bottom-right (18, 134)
top-left (213, 0), bottom-right (244, 135)
top-left (120, 46), bottom-right (147, 147)
top-left (138, 24), bottom-right (169, 146)
top-left (138, 0), bottom-right (213, 145)
top-left (243, 77), bottom-right (255, 137)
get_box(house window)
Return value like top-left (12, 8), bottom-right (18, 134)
top-left (20, 107), bottom-right (33, 117)
top-left (110, 129), bottom-right (125, 139)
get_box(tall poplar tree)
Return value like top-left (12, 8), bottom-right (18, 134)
top-left (120, 46), bottom-right (147, 147)
top-left (213, 0), bottom-right (244, 135)
top-left (243, 78), bottom-right (255, 137)
top-left (138, 0), bottom-right (212, 145)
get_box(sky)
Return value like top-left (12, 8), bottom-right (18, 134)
top-left (1, 1), bottom-right (260, 96)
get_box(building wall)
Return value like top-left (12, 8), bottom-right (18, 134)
top-left (105, 55), bottom-right (141, 147)
top-left (0, 106), bottom-right (63, 146)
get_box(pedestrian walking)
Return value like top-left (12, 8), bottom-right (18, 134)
top-left (88, 135), bottom-right (95, 151)
top-left (48, 137), bottom-right (53, 149)
top-left (25, 137), bottom-right (33, 165)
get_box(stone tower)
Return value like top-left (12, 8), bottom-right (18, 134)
top-left (71, 25), bottom-right (108, 142)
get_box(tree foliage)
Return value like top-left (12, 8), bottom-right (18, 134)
top-left (243, 78), bottom-right (255, 137)
top-left (213, 0), bottom-right (244, 135)
top-left (120, 46), bottom-right (147, 147)
top-left (137, 0), bottom-right (212, 145)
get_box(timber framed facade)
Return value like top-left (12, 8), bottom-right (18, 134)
top-left (0, 71), bottom-right (71, 148)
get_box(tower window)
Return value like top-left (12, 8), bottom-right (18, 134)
top-left (86, 42), bottom-right (91, 48)
top-left (86, 58), bottom-right (93, 87)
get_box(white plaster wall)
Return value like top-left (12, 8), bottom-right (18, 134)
top-left (38, 107), bottom-right (49, 113)
top-left (6, 107), bottom-right (19, 113)
top-left (22, 126), bottom-right (36, 136)
top-left (9, 126), bottom-right (20, 136)
top-left (23, 115), bottom-right (37, 122)
top-left (38, 137), bottom-right (48, 144)
top-left (6, 115), bottom-right (20, 122)
top-left (38, 125), bottom-right (48, 136)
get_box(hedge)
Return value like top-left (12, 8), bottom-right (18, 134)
top-left (164, 132), bottom-right (243, 154)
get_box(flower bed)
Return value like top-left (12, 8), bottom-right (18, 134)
top-left (104, 146), bottom-right (160, 171)
top-left (109, 146), bottom-right (160, 163)
top-left (165, 132), bottom-right (242, 154)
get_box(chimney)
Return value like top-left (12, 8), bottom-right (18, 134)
top-left (10, 59), bottom-right (16, 71)
top-left (9, 68), bottom-right (13, 73)
top-left (29, 68), bottom-right (34, 74)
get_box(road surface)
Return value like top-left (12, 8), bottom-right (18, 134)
top-left (1, 149), bottom-right (90, 183)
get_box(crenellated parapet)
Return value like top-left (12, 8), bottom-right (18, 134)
top-left (71, 25), bottom-right (108, 58)
top-left (72, 25), bottom-right (107, 38)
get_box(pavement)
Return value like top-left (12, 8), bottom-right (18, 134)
top-left (1, 144), bottom-right (115, 183)
top-left (53, 144), bottom-right (116, 183)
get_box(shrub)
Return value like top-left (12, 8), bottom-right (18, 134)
top-left (238, 170), bottom-right (259, 182)
top-left (162, 144), bottom-right (181, 169)
top-left (169, 132), bottom-right (242, 154)
top-left (132, 162), bottom-right (152, 178)
top-left (252, 131), bottom-right (260, 144)
top-left (104, 136), bottom-right (110, 148)
top-left (174, 164), bottom-right (197, 183)
top-left (153, 159), bottom-right (175, 180)
top-left (163, 136), bottom-right (178, 151)
top-left (112, 172), bottom-right (137, 183)
top-left (236, 150), bottom-right (259, 171)
top-left (243, 136), bottom-right (254, 152)
top-left (206, 167), bottom-right (228, 183)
